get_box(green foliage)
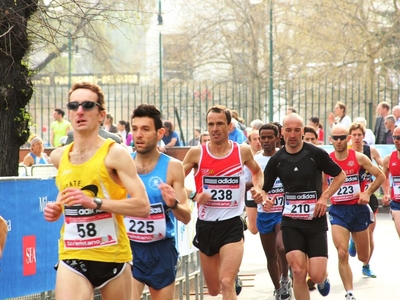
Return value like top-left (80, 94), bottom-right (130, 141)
top-left (14, 107), bottom-right (33, 139)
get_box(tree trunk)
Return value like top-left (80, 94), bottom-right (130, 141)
top-left (0, 0), bottom-right (38, 176)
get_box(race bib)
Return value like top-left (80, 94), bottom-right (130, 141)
top-left (282, 191), bottom-right (317, 220)
top-left (124, 203), bottom-right (166, 243)
top-left (258, 181), bottom-right (284, 213)
top-left (330, 174), bottom-right (360, 202)
top-left (202, 176), bottom-right (241, 208)
top-left (392, 176), bottom-right (400, 202)
top-left (64, 205), bottom-right (117, 249)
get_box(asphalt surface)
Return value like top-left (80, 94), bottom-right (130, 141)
top-left (198, 211), bottom-right (399, 300)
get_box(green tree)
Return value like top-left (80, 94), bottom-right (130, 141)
top-left (0, 0), bottom-right (155, 176)
top-left (0, 0), bottom-right (38, 176)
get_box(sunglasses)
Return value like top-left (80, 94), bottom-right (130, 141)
top-left (66, 101), bottom-right (100, 111)
top-left (331, 135), bottom-right (348, 141)
top-left (393, 135), bottom-right (400, 141)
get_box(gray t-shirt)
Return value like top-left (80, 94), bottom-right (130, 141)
top-left (65, 128), bottom-right (121, 145)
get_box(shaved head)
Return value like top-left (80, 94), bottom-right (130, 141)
top-left (331, 124), bottom-right (348, 136)
top-left (394, 127), bottom-right (400, 136)
top-left (283, 113), bottom-right (304, 128)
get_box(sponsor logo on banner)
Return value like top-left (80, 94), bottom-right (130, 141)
top-left (39, 196), bottom-right (56, 212)
top-left (23, 235), bottom-right (37, 276)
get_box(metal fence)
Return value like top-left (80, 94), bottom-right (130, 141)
top-left (6, 252), bottom-right (203, 300)
top-left (29, 77), bottom-right (400, 146)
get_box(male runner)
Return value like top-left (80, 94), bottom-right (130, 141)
top-left (44, 82), bottom-right (150, 300)
top-left (183, 105), bottom-right (263, 299)
top-left (262, 113), bottom-right (346, 300)
top-left (126, 104), bottom-right (191, 300)
top-left (382, 127), bottom-right (400, 237)
top-left (347, 122), bottom-right (383, 278)
top-left (246, 123), bottom-right (291, 300)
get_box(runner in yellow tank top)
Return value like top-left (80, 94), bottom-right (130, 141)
top-left (44, 82), bottom-right (149, 300)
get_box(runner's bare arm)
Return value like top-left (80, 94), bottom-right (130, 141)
top-left (162, 159), bottom-right (191, 224)
top-left (356, 152), bottom-right (385, 195)
top-left (319, 170), bottom-right (346, 204)
top-left (182, 147), bottom-right (200, 176)
top-left (371, 146), bottom-right (383, 167)
top-left (241, 145), bottom-right (263, 204)
top-left (101, 143), bottom-right (150, 217)
top-left (241, 145), bottom-right (263, 190)
top-left (0, 216), bottom-right (8, 258)
top-left (49, 146), bottom-right (66, 168)
top-left (382, 154), bottom-right (391, 205)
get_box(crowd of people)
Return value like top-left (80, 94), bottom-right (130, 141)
top-left (2, 82), bottom-right (399, 300)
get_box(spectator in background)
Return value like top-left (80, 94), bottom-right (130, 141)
top-left (392, 105), bottom-right (400, 126)
top-left (104, 113), bottom-right (118, 133)
top-left (66, 127), bottom-right (121, 145)
top-left (374, 101), bottom-right (390, 144)
top-left (231, 110), bottom-right (247, 136)
top-left (0, 216), bottom-right (7, 258)
top-left (188, 128), bottom-right (201, 146)
top-left (328, 102), bottom-right (352, 129)
top-left (117, 120), bottom-right (130, 145)
top-left (229, 118), bottom-right (247, 144)
top-left (199, 131), bottom-right (210, 144)
top-left (273, 122), bottom-right (284, 148)
top-left (383, 115), bottom-right (396, 144)
top-left (250, 119), bottom-right (263, 131)
top-left (162, 120), bottom-right (181, 147)
top-left (126, 133), bottom-right (133, 147)
top-left (247, 130), bottom-right (262, 154)
top-left (309, 117), bottom-right (324, 144)
top-left (354, 117), bottom-right (375, 145)
top-left (303, 126), bottom-right (319, 145)
top-left (50, 108), bottom-right (72, 147)
top-left (22, 136), bottom-right (51, 166)
top-left (286, 106), bottom-right (297, 114)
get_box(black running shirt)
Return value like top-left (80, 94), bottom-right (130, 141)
top-left (263, 142), bottom-right (342, 229)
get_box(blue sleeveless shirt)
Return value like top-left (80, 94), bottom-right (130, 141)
top-left (130, 152), bottom-right (176, 240)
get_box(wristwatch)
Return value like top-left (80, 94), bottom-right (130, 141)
top-left (189, 190), bottom-right (197, 201)
top-left (93, 197), bottom-right (103, 210)
top-left (168, 198), bottom-right (180, 210)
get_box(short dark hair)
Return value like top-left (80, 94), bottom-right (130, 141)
top-left (380, 101), bottom-right (390, 111)
top-left (54, 108), bottom-right (65, 117)
top-left (131, 104), bottom-right (163, 130)
top-left (259, 123), bottom-right (279, 137)
top-left (287, 106), bottom-right (297, 113)
top-left (163, 120), bottom-right (174, 132)
top-left (207, 105), bottom-right (232, 125)
top-left (309, 116), bottom-right (323, 129)
top-left (304, 125), bottom-right (318, 139)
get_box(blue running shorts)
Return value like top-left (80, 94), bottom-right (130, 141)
top-left (329, 204), bottom-right (373, 232)
top-left (130, 238), bottom-right (178, 290)
top-left (256, 212), bottom-right (282, 234)
top-left (390, 200), bottom-right (400, 211)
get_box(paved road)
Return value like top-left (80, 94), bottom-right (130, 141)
top-left (200, 212), bottom-right (400, 299)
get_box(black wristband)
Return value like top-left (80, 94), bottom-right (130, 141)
top-left (167, 198), bottom-right (180, 210)
top-left (189, 190), bottom-right (197, 201)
